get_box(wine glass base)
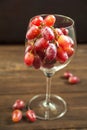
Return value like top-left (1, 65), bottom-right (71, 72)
top-left (28, 94), bottom-right (67, 120)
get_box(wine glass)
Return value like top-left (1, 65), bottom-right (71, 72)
top-left (24, 14), bottom-right (77, 120)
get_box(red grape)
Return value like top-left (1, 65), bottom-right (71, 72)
top-left (26, 110), bottom-right (36, 122)
top-left (68, 36), bottom-right (75, 47)
top-left (66, 47), bottom-right (74, 57)
top-left (41, 26), bottom-right (55, 41)
top-left (36, 50), bottom-right (45, 61)
top-left (58, 35), bottom-right (71, 50)
top-left (61, 28), bottom-right (69, 35)
top-left (12, 99), bottom-right (25, 110)
top-left (46, 43), bottom-right (57, 60)
top-left (34, 37), bottom-right (49, 51)
top-left (33, 55), bottom-right (41, 69)
top-left (55, 28), bottom-right (63, 37)
top-left (63, 71), bottom-right (73, 79)
top-left (12, 110), bottom-right (22, 122)
top-left (24, 52), bottom-right (34, 66)
top-left (44, 15), bottom-right (56, 26)
top-left (26, 25), bottom-right (40, 40)
top-left (68, 76), bottom-right (80, 84)
top-left (57, 47), bottom-right (68, 63)
top-left (30, 16), bottom-right (43, 26)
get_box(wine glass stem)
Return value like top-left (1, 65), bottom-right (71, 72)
top-left (45, 76), bottom-right (52, 119)
top-left (46, 77), bottom-right (52, 105)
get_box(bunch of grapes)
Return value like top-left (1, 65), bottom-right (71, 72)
top-left (24, 15), bottom-right (75, 69)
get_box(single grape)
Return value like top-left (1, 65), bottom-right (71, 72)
top-left (63, 71), bottom-right (73, 79)
top-left (26, 110), bottom-right (36, 122)
top-left (57, 47), bottom-right (68, 63)
top-left (45, 43), bottom-right (57, 60)
top-left (65, 47), bottom-right (74, 57)
top-left (55, 28), bottom-right (63, 37)
top-left (12, 99), bottom-right (25, 110)
top-left (24, 52), bottom-right (34, 66)
top-left (41, 26), bottom-right (55, 41)
top-left (33, 55), bottom-right (41, 69)
top-left (44, 15), bottom-right (56, 26)
top-left (12, 110), bottom-right (22, 122)
top-left (68, 76), bottom-right (80, 84)
top-left (60, 28), bottom-right (69, 35)
top-left (29, 16), bottom-right (43, 27)
top-left (58, 35), bottom-right (72, 50)
top-left (67, 36), bottom-right (75, 47)
top-left (36, 50), bottom-right (45, 61)
top-left (26, 25), bottom-right (40, 40)
top-left (34, 37), bottom-right (49, 51)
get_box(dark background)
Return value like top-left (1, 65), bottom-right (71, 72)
top-left (0, 0), bottom-right (87, 44)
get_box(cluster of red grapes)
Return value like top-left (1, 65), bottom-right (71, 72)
top-left (24, 15), bottom-right (75, 69)
top-left (12, 99), bottom-right (36, 123)
top-left (63, 71), bottom-right (80, 84)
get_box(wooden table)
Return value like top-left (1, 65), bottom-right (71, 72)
top-left (0, 44), bottom-right (87, 130)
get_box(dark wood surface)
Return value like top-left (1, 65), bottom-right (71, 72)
top-left (0, 44), bottom-right (87, 130)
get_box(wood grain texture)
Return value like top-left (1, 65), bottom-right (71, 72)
top-left (0, 44), bottom-right (87, 130)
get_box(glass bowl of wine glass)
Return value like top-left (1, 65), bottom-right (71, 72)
top-left (24, 14), bottom-right (77, 120)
